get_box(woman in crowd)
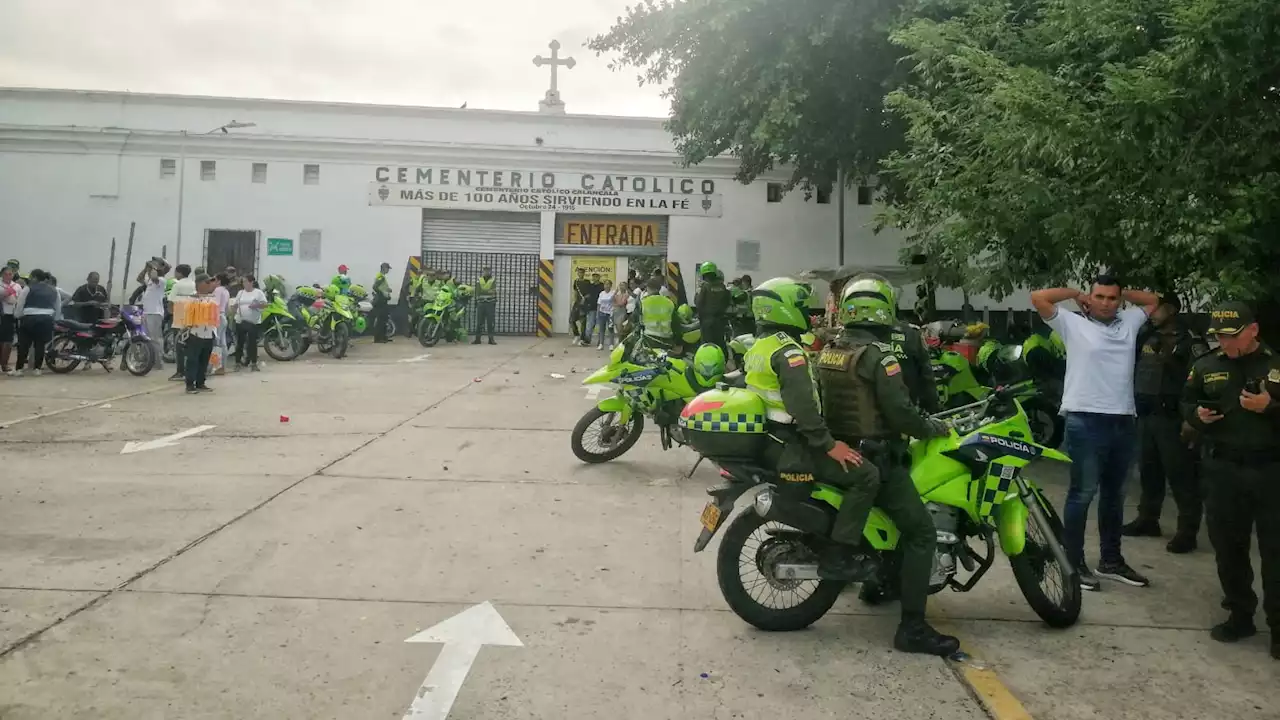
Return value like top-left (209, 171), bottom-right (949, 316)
top-left (233, 274), bottom-right (267, 370)
top-left (611, 280), bottom-right (630, 344)
top-left (12, 269), bottom-right (60, 376)
top-left (594, 280), bottom-right (616, 350)
top-left (212, 273), bottom-right (232, 375)
top-left (0, 265), bottom-right (18, 373)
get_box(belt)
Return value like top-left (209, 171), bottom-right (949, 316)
top-left (1135, 395), bottom-right (1180, 415)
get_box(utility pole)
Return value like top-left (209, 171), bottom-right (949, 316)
top-left (837, 167), bottom-right (846, 265)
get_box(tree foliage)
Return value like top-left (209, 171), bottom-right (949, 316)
top-left (588, 0), bottom-right (911, 189)
top-left (881, 0), bottom-right (1280, 303)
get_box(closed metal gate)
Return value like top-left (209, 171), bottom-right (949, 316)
top-left (423, 251), bottom-right (539, 335)
top-left (421, 209), bottom-right (541, 335)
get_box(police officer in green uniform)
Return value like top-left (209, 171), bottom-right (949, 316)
top-left (743, 278), bottom-right (876, 582)
top-left (729, 275), bottom-right (754, 337)
top-left (638, 275), bottom-right (677, 349)
top-left (1123, 296), bottom-right (1210, 552)
top-left (1181, 301), bottom-right (1280, 659)
top-left (371, 262), bottom-right (393, 343)
top-left (819, 276), bottom-right (959, 657)
top-left (473, 267), bottom-right (498, 345)
top-left (855, 273), bottom-right (939, 413)
top-left (695, 263), bottom-right (732, 356)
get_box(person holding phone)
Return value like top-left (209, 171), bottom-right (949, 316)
top-left (1182, 301), bottom-right (1280, 659)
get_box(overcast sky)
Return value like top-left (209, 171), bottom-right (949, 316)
top-left (0, 0), bottom-right (670, 117)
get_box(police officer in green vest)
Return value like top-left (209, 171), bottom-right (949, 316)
top-left (639, 275), bottom-right (677, 349)
top-left (473, 267), bottom-right (498, 345)
top-left (818, 275), bottom-right (959, 657)
top-left (744, 277), bottom-right (877, 582)
top-left (371, 262), bottom-right (393, 343)
top-left (856, 273), bottom-right (938, 413)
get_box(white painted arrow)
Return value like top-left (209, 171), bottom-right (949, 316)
top-left (120, 425), bottom-right (216, 454)
top-left (402, 601), bottom-right (522, 720)
top-left (398, 353), bottom-right (432, 363)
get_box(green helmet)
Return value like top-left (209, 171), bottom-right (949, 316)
top-left (296, 285), bottom-right (319, 300)
top-left (839, 277), bottom-right (897, 327)
top-left (347, 283), bottom-right (368, 300)
top-left (698, 261), bottom-right (719, 278)
top-left (676, 304), bottom-right (695, 323)
top-left (693, 343), bottom-right (726, 384)
top-left (751, 277), bottom-right (813, 332)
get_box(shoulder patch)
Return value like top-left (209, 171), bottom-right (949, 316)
top-left (783, 347), bottom-right (805, 358)
top-left (774, 331), bottom-right (791, 343)
top-left (881, 355), bottom-right (902, 376)
top-left (787, 354), bottom-right (807, 368)
top-left (873, 341), bottom-right (893, 353)
top-left (1268, 368), bottom-right (1280, 384)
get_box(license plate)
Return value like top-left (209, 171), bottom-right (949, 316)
top-left (700, 502), bottom-right (722, 532)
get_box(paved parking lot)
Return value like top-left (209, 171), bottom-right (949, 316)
top-left (0, 337), bottom-right (1274, 719)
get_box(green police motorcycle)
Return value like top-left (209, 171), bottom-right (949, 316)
top-left (683, 380), bottom-right (1080, 632)
top-left (258, 289), bottom-right (309, 361)
top-left (570, 343), bottom-right (726, 463)
top-left (417, 283), bottom-right (472, 347)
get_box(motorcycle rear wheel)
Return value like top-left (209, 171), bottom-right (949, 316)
top-left (418, 318), bottom-right (441, 348)
top-left (46, 337), bottom-right (81, 374)
top-left (716, 511), bottom-right (843, 631)
top-left (1009, 492), bottom-right (1081, 628)
top-left (570, 407), bottom-right (644, 463)
top-left (162, 327), bottom-right (178, 364)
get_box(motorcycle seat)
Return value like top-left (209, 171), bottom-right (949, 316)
top-left (721, 371), bottom-right (747, 389)
top-left (96, 319), bottom-right (121, 329)
top-left (55, 318), bottom-right (95, 331)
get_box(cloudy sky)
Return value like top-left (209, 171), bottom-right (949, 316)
top-left (0, 0), bottom-right (670, 117)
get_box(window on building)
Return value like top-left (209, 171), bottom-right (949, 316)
top-left (766, 183), bottom-right (784, 203)
top-left (816, 187), bottom-right (832, 204)
top-left (299, 229), bottom-right (322, 261)
top-left (200, 161), bottom-right (216, 181)
top-left (252, 163), bottom-right (268, 183)
top-left (304, 164), bottom-right (321, 185)
top-left (736, 240), bottom-right (761, 272)
top-left (856, 185), bottom-right (874, 205)
top-left (160, 159), bottom-right (176, 178)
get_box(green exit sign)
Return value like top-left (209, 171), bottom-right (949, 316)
top-left (267, 238), bottom-right (293, 256)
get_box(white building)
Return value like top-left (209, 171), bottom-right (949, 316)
top-left (0, 86), bottom-right (1026, 334)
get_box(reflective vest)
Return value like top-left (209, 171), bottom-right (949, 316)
top-left (373, 272), bottom-right (391, 300)
top-left (476, 276), bottom-right (497, 303)
top-left (745, 332), bottom-right (821, 424)
top-left (641, 294), bottom-right (675, 339)
top-left (422, 280), bottom-right (440, 303)
top-left (408, 274), bottom-right (423, 297)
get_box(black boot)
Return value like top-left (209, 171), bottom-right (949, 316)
top-left (1121, 518), bottom-right (1162, 537)
top-left (1210, 615), bottom-right (1257, 643)
top-left (817, 545), bottom-right (876, 583)
top-left (1272, 639), bottom-right (1279, 660)
top-left (1166, 532), bottom-right (1197, 554)
top-left (471, 338), bottom-right (481, 345)
top-left (894, 619), bottom-right (961, 657)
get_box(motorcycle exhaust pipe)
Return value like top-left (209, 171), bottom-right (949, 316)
top-left (752, 489), bottom-right (835, 537)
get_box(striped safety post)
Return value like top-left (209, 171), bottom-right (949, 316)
top-left (537, 259), bottom-right (554, 337)
top-left (666, 261), bottom-right (688, 307)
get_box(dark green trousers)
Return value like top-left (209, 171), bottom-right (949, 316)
top-left (761, 435), bottom-right (880, 546)
top-left (1204, 458), bottom-right (1280, 631)
top-left (874, 461), bottom-right (936, 621)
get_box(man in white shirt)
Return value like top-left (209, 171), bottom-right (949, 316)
top-left (140, 261), bottom-right (168, 370)
top-left (167, 264), bottom-right (196, 381)
top-left (1032, 275), bottom-right (1160, 591)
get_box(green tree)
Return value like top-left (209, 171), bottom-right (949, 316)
top-left (588, 0), bottom-right (912, 190)
top-left (881, 0), bottom-right (1280, 310)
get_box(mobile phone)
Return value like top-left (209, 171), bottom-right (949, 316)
top-left (1245, 379), bottom-right (1263, 394)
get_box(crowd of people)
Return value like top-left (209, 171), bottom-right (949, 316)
top-left (1, 259), bottom-right (123, 376)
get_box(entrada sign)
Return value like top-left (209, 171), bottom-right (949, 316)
top-left (563, 220), bottom-right (659, 246)
top-left (369, 182), bottom-right (723, 217)
top-left (374, 167), bottom-right (717, 195)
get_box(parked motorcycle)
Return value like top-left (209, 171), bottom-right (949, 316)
top-left (258, 288), bottom-right (311, 361)
top-left (571, 343), bottom-right (726, 463)
top-left (683, 381), bottom-right (1080, 632)
top-left (46, 304), bottom-right (157, 375)
top-left (417, 284), bottom-right (472, 347)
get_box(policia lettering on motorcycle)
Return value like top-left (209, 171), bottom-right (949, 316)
top-left (371, 262), bottom-right (393, 344)
top-left (1182, 302), bottom-right (1280, 659)
top-left (473, 267), bottom-right (497, 345)
top-left (819, 276), bottom-right (960, 657)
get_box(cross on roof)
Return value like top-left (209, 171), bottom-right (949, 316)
top-left (533, 40), bottom-right (576, 113)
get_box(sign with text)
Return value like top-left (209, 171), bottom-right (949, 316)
top-left (571, 256), bottom-right (617, 289)
top-left (563, 220), bottom-right (660, 247)
top-left (375, 166), bottom-right (718, 195)
top-left (369, 183), bottom-right (723, 218)
top-left (267, 237), bottom-right (294, 256)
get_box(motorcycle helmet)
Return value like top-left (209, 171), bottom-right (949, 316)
top-left (751, 277), bottom-right (812, 332)
top-left (295, 285), bottom-right (319, 300)
top-left (838, 277), bottom-right (896, 327)
top-left (692, 343), bottom-right (726, 385)
top-left (347, 284), bottom-right (368, 301)
top-left (325, 283), bottom-right (342, 299)
top-left (676, 304), bottom-right (695, 324)
top-left (698, 261), bottom-right (719, 278)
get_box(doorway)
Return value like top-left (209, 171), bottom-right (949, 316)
top-left (204, 229), bottom-right (259, 278)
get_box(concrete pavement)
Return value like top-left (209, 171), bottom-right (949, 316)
top-left (0, 337), bottom-right (1274, 719)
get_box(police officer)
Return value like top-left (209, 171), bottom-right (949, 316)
top-left (371, 262), bottom-right (393, 343)
top-left (818, 275), bottom-right (958, 657)
top-left (743, 278), bottom-right (875, 582)
top-left (695, 263), bottom-right (732, 356)
top-left (638, 275), bottom-right (677, 349)
top-left (1181, 301), bottom-right (1280, 659)
top-left (473, 267), bottom-right (497, 345)
top-left (1124, 295), bottom-right (1209, 552)
top-left (855, 273), bottom-right (939, 413)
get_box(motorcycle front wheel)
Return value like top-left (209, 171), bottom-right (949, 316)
top-left (570, 406), bottom-right (645, 463)
top-left (162, 327), bottom-right (178, 364)
top-left (1008, 491), bottom-right (1081, 628)
top-left (716, 511), bottom-right (843, 631)
top-left (263, 326), bottom-right (302, 361)
top-left (123, 339), bottom-right (156, 376)
top-left (46, 337), bottom-right (81, 374)
top-left (330, 321), bottom-right (351, 359)
top-left (418, 318), bottom-right (441, 348)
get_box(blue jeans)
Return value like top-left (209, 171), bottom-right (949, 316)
top-left (1062, 412), bottom-right (1136, 567)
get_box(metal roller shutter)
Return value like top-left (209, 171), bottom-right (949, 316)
top-left (421, 209), bottom-right (541, 255)
top-left (553, 214), bottom-right (668, 256)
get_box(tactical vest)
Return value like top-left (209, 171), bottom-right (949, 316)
top-left (476, 277), bottom-right (496, 302)
top-left (745, 332), bottom-right (820, 424)
top-left (815, 339), bottom-right (891, 439)
top-left (641, 294), bottom-right (675, 339)
top-left (1135, 327), bottom-right (1189, 398)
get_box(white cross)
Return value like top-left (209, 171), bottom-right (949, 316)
top-left (533, 40), bottom-right (576, 103)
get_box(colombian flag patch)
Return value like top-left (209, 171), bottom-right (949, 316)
top-left (788, 355), bottom-right (807, 368)
top-left (882, 357), bottom-right (902, 376)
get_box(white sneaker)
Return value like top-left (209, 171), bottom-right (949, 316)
top-left (597, 344), bottom-right (603, 350)
top-left (7, 369), bottom-right (21, 377)
top-left (30, 369), bottom-right (41, 377)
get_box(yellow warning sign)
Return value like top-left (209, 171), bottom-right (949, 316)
top-left (562, 220), bottom-right (658, 247)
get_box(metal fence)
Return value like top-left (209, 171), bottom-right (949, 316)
top-left (423, 251), bottom-right (540, 335)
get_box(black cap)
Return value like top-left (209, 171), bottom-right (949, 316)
top-left (194, 272), bottom-right (213, 284)
top-left (1207, 301), bottom-right (1255, 335)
